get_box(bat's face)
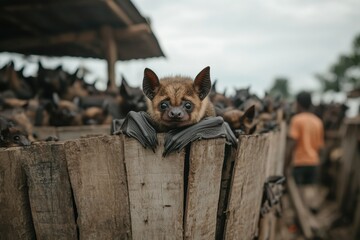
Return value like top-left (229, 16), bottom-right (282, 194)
top-left (158, 101), bottom-right (193, 128)
top-left (222, 105), bottom-right (256, 134)
top-left (1, 127), bottom-right (31, 147)
top-left (143, 67), bottom-right (212, 131)
top-left (150, 80), bottom-right (200, 129)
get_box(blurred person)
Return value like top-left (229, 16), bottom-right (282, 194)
top-left (286, 91), bottom-right (324, 209)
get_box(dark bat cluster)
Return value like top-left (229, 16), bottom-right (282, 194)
top-left (210, 82), bottom-right (288, 136)
top-left (313, 102), bottom-right (349, 132)
top-left (1, 61), bottom-right (348, 153)
top-left (0, 61), bottom-right (147, 147)
top-left (312, 101), bottom-right (349, 194)
top-left (113, 67), bottom-right (290, 156)
top-left (0, 61), bottom-right (288, 149)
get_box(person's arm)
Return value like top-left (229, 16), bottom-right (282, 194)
top-left (285, 136), bottom-right (296, 174)
top-left (285, 117), bottom-right (299, 174)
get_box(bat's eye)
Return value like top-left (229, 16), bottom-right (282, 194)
top-left (13, 135), bottom-right (20, 141)
top-left (184, 102), bottom-right (193, 110)
top-left (160, 102), bottom-right (168, 110)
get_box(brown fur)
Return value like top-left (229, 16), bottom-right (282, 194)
top-left (82, 107), bottom-right (112, 125)
top-left (0, 127), bottom-right (30, 147)
top-left (62, 80), bottom-right (89, 100)
top-left (0, 109), bottom-right (35, 142)
top-left (144, 68), bottom-right (215, 132)
top-left (0, 116), bottom-right (31, 147)
top-left (222, 105), bottom-right (256, 134)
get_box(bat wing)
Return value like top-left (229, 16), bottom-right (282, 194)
top-left (112, 111), bottom-right (158, 152)
top-left (163, 116), bottom-right (238, 156)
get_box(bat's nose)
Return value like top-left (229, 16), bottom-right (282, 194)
top-left (168, 108), bottom-right (184, 119)
top-left (20, 136), bottom-right (31, 146)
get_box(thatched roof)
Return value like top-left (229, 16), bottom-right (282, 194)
top-left (0, 0), bottom-right (165, 60)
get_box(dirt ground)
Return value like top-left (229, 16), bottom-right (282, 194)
top-left (276, 186), bottom-right (354, 240)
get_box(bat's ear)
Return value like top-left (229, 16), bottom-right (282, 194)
top-left (249, 124), bottom-right (257, 134)
top-left (194, 66), bottom-right (211, 100)
top-left (119, 75), bottom-right (131, 96)
top-left (143, 68), bottom-right (160, 100)
top-left (240, 105), bottom-right (255, 123)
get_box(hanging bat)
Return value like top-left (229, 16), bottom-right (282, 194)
top-left (0, 116), bottom-right (31, 148)
top-left (113, 66), bottom-right (237, 155)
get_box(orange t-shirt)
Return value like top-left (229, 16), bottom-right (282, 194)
top-left (289, 112), bottom-right (324, 166)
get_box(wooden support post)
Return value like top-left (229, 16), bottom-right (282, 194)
top-left (184, 138), bottom-right (225, 239)
top-left (286, 173), bottom-right (318, 239)
top-left (224, 134), bottom-right (270, 240)
top-left (124, 134), bottom-right (184, 239)
top-left (0, 148), bottom-right (36, 239)
top-left (65, 136), bottom-right (131, 239)
top-left (21, 143), bottom-right (77, 239)
top-left (101, 26), bottom-right (118, 93)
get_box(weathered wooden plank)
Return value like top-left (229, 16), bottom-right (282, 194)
top-left (353, 196), bottom-right (360, 240)
top-left (57, 125), bottom-right (110, 140)
top-left (20, 143), bottom-right (77, 239)
top-left (259, 126), bottom-right (286, 240)
top-left (0, 22), bottom-right (150, 51)
top-left (184, 138), bottom-right (226, 239)
top-left (33, 126), bottom-right (58, 141)
top-left (0, 147), bottom-right (35, 239)
top-left (258, 209), bottom-right (277, 240)
top-left (265, 132), bottom-right (277, 178)
top-left (347, 124), bottom-right (360, 238)
top-left (336, 124), bottom-right (359, 209)
top-left (224, 134), bottom-right (270, 240)
top-left (286, 174), bottom-right (316, 239)
top-left (124, 134), bottom-right (184, 240)
top-left (33, 125), bottom-right (111, 141)
top-left (216, 145), bottom-right (237, 239)
top-left (65, 135), bottom-right (131, 239)
top-left (275, 122), bottom-right (287, 176)
top-left (101, 26), bottom-right (118, 92)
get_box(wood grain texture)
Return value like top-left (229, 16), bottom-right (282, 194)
top-left (337, 123), bottom-right (359, 210)
top-left (33, 126), bottom-right (58, 141)
top-left (20, 143), bottom-right (77, 239)
top-left (65, 135), bottom-right (131, 239)
top-left (0, 147), bottom-right (35, 239)
top-left (33, 125), bottom-right (111, 141)
top-left (286, 174), bottom-right (315, 239)
top-left (124, 134), bottom-right (184, 240)
top-left (258, 209), bottom-right (277, 240)
top-left (101, 25), bottom-right (118, 92)
top-left (216, 146), bottom-right (237, 239)
top-left (184, 138), bottom-right (225, 240)
top-left (275, 122), bottom-right (287, 176)
top-left (57, 125), bottom-right (110, 141)
top-left (224, 134), bottom-right (270, 240)
top-left (266, 131), bottom-right (281, 178)
top-left (258, 125), bottom-right (286, 240)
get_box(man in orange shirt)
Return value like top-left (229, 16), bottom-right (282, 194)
top-left (285, 91), bottom-right (324, 236)
top-left (288, 91), bottom-right (324, 185)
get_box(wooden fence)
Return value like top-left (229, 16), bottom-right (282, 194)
top-left (336, 118), bottom-right (360, 239)
top-left (0, 123), bottom-right (286, 240)
top-left (33, 125), bottom-right (110, 141)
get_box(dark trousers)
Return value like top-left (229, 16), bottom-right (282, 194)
top-left (292, 166), bottom-right (318, 185)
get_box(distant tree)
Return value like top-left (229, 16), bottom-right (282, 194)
top-left (316, 33), bottom-right (360, 92)
top-left (268, 77), bottom-right (290, 99)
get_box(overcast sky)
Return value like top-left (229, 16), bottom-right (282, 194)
top-left (131, 0), bottom-right (360, 95)
top-left (1, 0), bottom-right (360, 98)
